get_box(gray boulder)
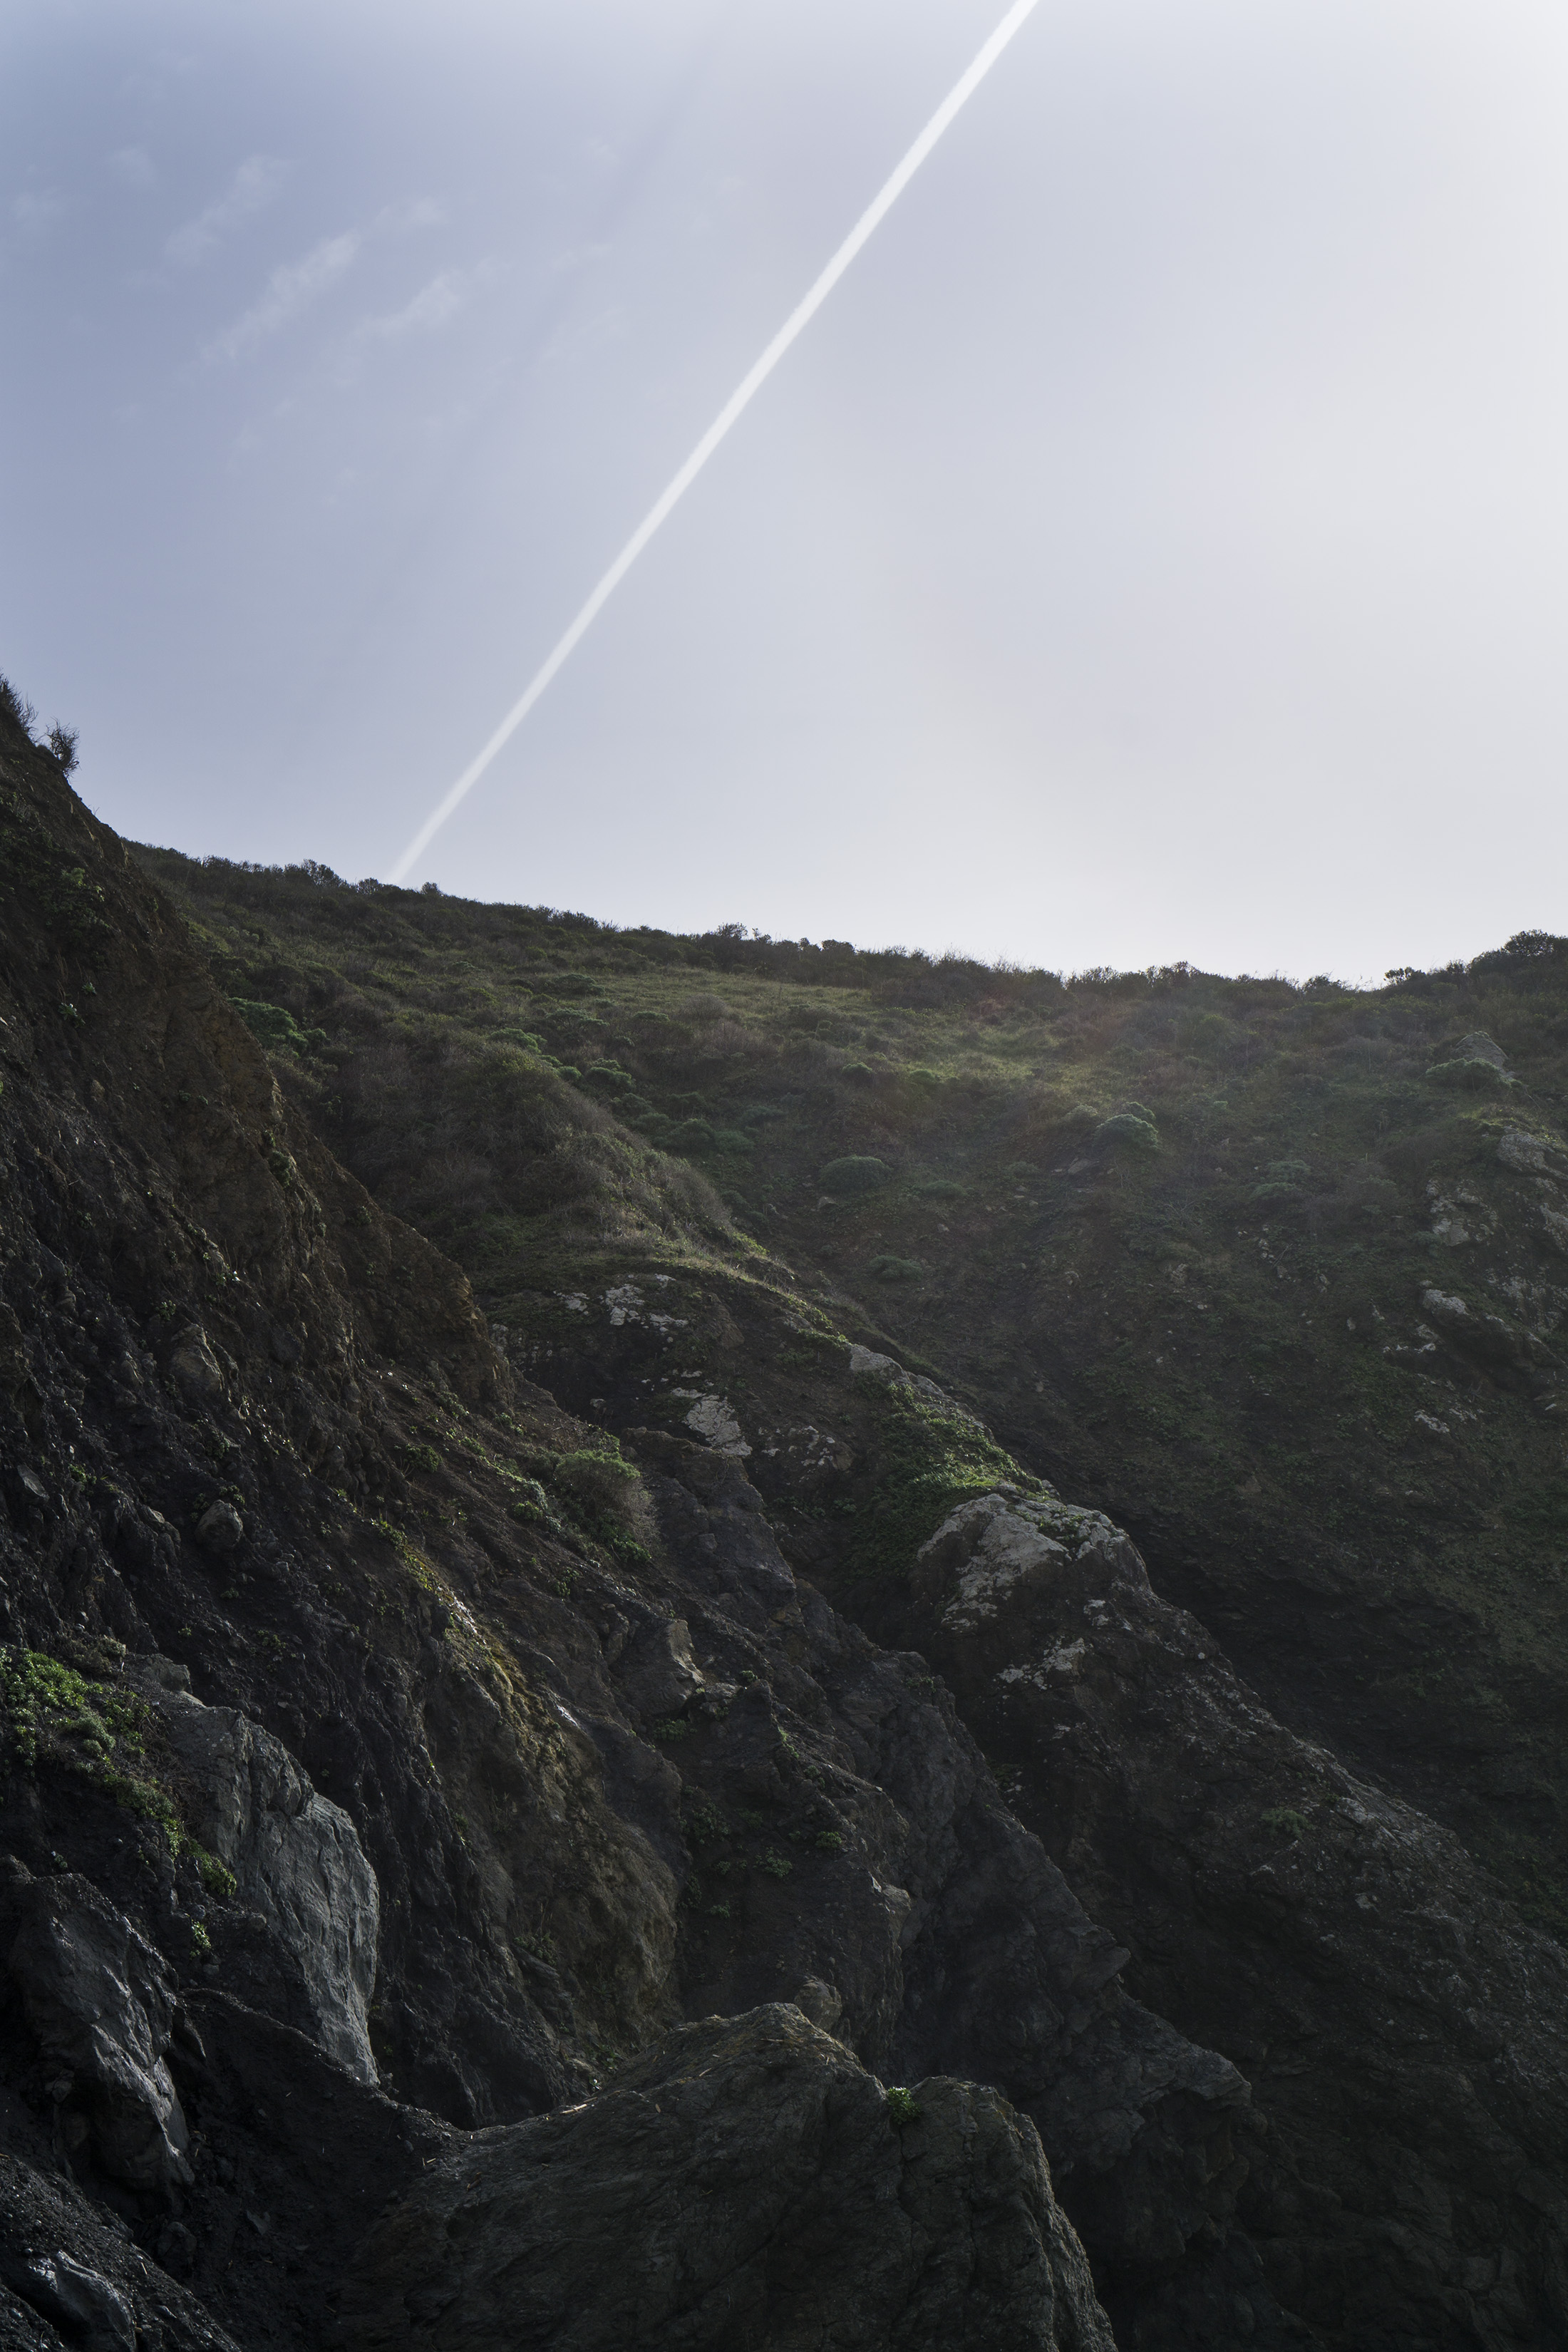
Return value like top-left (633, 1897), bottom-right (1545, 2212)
top-left (129, 1666), bottom-right (380, 2083)
top-left (166, 1326), bottom-right (226, 1405)
top-left (4, 1867), bottom-right (192, 2195)
top-left (339, 2003), bottom-right (1115, 2352)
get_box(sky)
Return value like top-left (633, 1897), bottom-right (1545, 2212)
top-left (3, 0), bottom-right (1567, 983)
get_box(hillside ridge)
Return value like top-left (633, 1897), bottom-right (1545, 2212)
top-left (1, 694), bottom-right (1567, 2349)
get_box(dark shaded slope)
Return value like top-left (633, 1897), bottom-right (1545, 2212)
top-left (134, 850), bottom-right (1568, 1944)
top-left (113, 842), bottom-right (1568, 2346)
top-left (0, 703), bottom-right (1322, 2349)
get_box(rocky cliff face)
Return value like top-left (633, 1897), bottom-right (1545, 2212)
top-left (4, 703), bottom-right (1568, 2351)
top-left (0, 715), bottom-right (1171, 2344)
top-left (340, 2005), bottom-right (1117, 2352)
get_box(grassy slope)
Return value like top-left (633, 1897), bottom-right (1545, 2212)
top-left (131, 846), bottom-right (1568, 1934)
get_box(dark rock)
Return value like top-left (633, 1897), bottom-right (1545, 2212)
top-left (4, 1869), bottom-right (192, 2194)
top-left (791, 1974), bottom-right (843, 2031)
top-left (906, 1487), bottom-right (1568, 2348)
top-left (617, 1614), bottom-right (705, 1720)
top-left (1, 2249), bottom-right (135, 2352)
top-left (194, 1502), bottom-right (243, 1554)
top-left (0, 2148), bottom-right (239, 2352)
top-left (167, 1330), bottom-right (226, 1408)
top-left (339, 2006), bottom-right (1115, 2352)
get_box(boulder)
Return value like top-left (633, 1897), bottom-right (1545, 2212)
top-left (617, 1616), bottom-right (706, 1721)
top-left (166, 1327), bottom-right (226, 1405)
top-left (128, 1668), bottom-right (379, 2083)
top-left (3, 1867), bottom-right (192, 2195)
top-left (339, 2004), bottom-right (1115, 2352)
top-left (0, 2251), bottom-right (135, 2352)
top-left (195, 1501), bottom-right (244, 1553)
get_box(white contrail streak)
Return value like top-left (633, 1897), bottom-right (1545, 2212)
top-left (389, 0), bottom-right (1042, 884)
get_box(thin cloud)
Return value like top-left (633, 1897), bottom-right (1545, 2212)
top-left (166, 155), bottom-right (289, 267)
top-left (357, 264), bottom-right (492, 343)
top-left (207, 230), bottom-right (361, 361)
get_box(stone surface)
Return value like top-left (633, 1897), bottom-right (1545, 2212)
top-left (194, 1501), bottom-right (244, 1553)
top-left (340, 2006), bottom-right (1116, 2352)
top-left (2, 1867), bottom-right (192, 2195)
top-left (907, 1487), bottom-right (1568, 2350)
top-left (0, 2149), bottom-right (239, 2352)
top-left (129, 1671), bottom-right (381, 2083)
top-left (166, 1329), bottom-right (226, 1407)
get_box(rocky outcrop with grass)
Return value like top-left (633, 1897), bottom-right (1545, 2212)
top-left (10, 676), bottom-right (1568, 2349)
top-left (0, 698), bottom-right (1269, 2352)
top-left (340, 2004), bottom-right (1117, 2352)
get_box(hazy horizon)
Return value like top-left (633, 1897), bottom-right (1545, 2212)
top-left (4, 0), bottom-right (1567, 984)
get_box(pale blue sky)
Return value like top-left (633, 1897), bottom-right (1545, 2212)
top-left (4, 0), bottom-right (1566, 979)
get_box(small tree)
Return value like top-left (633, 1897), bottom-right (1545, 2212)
top-left (46, 723), bottom-right (79, 774)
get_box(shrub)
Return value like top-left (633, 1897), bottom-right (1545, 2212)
top-left (230, 998), bottom-right (326, 1056)
top-left (1092, 1113), bottom-right (1159, 1156)
top-left (867, 1255), bottom-right (923, 1283)
top-left (1426, 1058), bottom-right (1507, 1091)
top-left (537, 971), bottom-right (607, 997)
top-left (1055, 1105), bottom-right (1098, 1138)
top-left (1261, 1806), bottom-right (1310, 1841)
top-left (46, 723), bottom-right (79, 774)
top-left (194, 1847), bottom-right (237, 1897)
top-left (508, 1477), bottom-right (552, 1524)
top-left (884, 2087), bottom-right (922, 2125)
top-left (0, 674), bottom-right (38, 733)
top-left (1187, 1012), bottom-right (1241, 1060)
top-left (820, 1155), bottom-right (890, 1196)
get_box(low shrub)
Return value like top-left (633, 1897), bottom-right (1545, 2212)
top-left (1426, 1058), bottom-right (1507, 1091)
top-left (867, 1255), bottom-right (923, 1283)
top-left (230, 999), bottom-right (326, 1056)
top-left (820, 1155), bottom-right (890, 1196)
top-left (1093, 1113), bottom-right (1159, 1156)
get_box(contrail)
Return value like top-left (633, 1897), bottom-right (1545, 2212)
top-left (390, 0), bottom-right (1042, 884)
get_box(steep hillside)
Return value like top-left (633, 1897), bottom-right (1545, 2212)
top-left (0, 720), bottom-right (1343, 2349)
top-left (92, 840), bottom-right (1568, 2346)
top-left (137, 849), bottom-right (1568, 1940)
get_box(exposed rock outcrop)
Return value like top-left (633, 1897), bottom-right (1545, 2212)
top-left (1, 1863), bottom-right (192, 2196)
top-left (907, 1487), bottom-right (1568, 2348)
top-left (340, 2004), bottom-right (1116, 2352)
top-left (9, 687), bottom-right (1568, 2352)
top-left (125, 1661), bottom-right (380, 2083)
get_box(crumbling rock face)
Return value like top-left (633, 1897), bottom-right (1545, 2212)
top-left (598, 1440), bottom-right (1259, 2298)
top-left (907, 1488), bottom-right (1568, 2350)
top-left (340, 2004), bottom-right (1116, 2352)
